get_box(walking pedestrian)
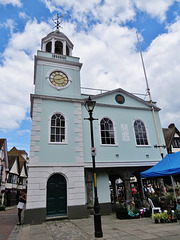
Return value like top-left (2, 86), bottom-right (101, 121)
top-left (17, 189), bottom-right (27, 225)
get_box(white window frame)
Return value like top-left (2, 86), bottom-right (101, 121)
top-left (99, 116), bottom-right (117, 146)
top-left (133, 119), bottom-right (151, 147)
top-left (48, 112), bottom-right (68, 144)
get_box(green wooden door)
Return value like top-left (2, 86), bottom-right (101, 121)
top-left (47, 174), bottom-right (67, 216)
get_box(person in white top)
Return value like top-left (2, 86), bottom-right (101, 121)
top-left (147, 184), bottom-right (155, 194)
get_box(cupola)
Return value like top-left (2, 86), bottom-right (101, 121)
top-left (41, 14), bottom-right (73, 56)
top-left (41, 30), bottom-right (73, 56)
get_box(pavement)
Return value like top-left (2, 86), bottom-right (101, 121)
top-left (7, 212), bottom-right (180, 240)
top-left (0, 206), bottom-right (17, 240)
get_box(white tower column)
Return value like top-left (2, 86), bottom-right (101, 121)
top-left (63, 40), bottom-right (66, 55)
top-left (42, 43), bottom-right (46, 51)
top-left (52, 38), bottom-right (55, 54)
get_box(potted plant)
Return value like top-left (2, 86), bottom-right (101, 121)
top-left (160, 213), bottom-right (164, 223)
top-left (160, 212), bottom-right (168, 223)
top-left (152, 213), bottom-right (160, 223)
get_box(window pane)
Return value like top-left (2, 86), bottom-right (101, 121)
top-left (102, 138), bottom-right (106, 144)
top-left (101, 124), bottom-right (105, 130)
top-left (105, 122), bottom-right (109, 130)
top-left (61, 135), bottom-right (65, 142)
top-left (56, 135), bottom-right (60, 142)
top-left (51, 119), bottom-right (55, 126)
top-left (56, 128), bottom-right (60, 134)
top-left (51, 135), bottom-right (55, 142)
top-left (61, 128), bottom-right (65, 135)
top-left (56, 118), bottom-right (60, 126)
top-left (51, 127), bottom-right (55, 134)
top-left (61, 119), bottom-right (65, 127)
top-left (110, 137), bottom-right (115, 144)
top-left (101, 131), bottom-right (105, 138)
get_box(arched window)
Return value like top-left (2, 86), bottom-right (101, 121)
top-left (100, 118), bottom-right (115, 145)
top-left (46, 41), bottom-right (52, 53)
top-left (50, 113), bottom-right (65, 142)
top-left (55, 41), bottom-right (63, 54)
top-left (134, 120), bottom-right (148, 145)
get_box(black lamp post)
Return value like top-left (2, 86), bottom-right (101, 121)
top-left (84, 96), bottom-right (103, 238)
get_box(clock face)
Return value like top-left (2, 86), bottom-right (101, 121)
top-left (49, 71), bottom-right (69, 88)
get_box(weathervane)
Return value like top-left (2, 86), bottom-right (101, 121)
top-left (52, 14), bottom-right (63, 30)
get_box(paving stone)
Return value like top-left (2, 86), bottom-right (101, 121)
top-left (4, 213), bottom-right (180, 240)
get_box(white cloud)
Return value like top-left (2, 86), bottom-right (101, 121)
top-left (0, 104), bottom-right (26, 129)
top-left (7, 19), bottom-right (51, 56)
top-left (134, 0), bottom-right (174, 22)
top-left (0, 19), bottom-right (51, 129)
top-left (142, 17), bottom-right (180, 128)
top-left (0, 19), bottom-right (16, 35)
top-left (1, 0), bottom-right (180, 133)
top-left (64, 17), bottom-right (180, 130)
top-left (68, 23), bottom-right (145, 93)
top-left (19, 11), bottom-right (29, 19)
top-left (41, 0), bottom-right (176, 25)
top-left (41, 0), bottom-right (135, 24)
top-left (17, 129), bottom-right (31, 136)
top-left (40, 0), bottom-right (58, 13)
top-left (96, 0), bottom-right (135, 23)
top-left (0, 0), bottom-right (22, 7)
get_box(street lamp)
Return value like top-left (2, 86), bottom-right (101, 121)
top-left (84, 96), bottom-right (103, 238)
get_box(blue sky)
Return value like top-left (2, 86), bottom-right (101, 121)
top-left (1, 0), bottom-right (180, 155)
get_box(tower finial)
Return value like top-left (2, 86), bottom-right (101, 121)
top-left (52, 14), bottom-right (63, 30)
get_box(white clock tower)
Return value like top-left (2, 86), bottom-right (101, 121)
top-left (25, 17), bottom-right (87, 224)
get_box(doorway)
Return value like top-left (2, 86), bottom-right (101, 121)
top-left (47, 174), bottom-right (67, 217)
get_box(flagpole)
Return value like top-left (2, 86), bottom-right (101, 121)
top-left (136, 31), bottom-right (164, 159)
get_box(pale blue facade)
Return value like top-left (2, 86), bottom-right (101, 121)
top-left (83, 92), bottom-right (165, 164)
top-left (25, 29), bottom-right (166, 224)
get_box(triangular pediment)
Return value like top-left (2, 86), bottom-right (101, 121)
top-left (84, 88), bottom-right (160, 111)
